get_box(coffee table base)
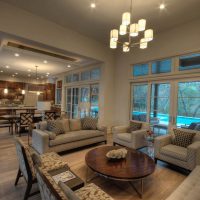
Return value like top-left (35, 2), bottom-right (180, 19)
top-left (86, 166), bottom-right (144, 198)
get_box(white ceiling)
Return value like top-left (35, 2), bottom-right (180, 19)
top-left (1, 0), bottom-right (200, 44)
top-left (0, 34), bottom-right (100, 80)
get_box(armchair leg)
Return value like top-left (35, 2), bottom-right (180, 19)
top-left (154, 158), bottom-right (158, 164)
top-left (15, 168), bottom-right (22, 186)
top-left (24, 181), bottom-right (32, 200)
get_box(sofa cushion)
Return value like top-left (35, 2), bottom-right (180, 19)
top-left (127, 121), bottom-right (142, 133)
top-left (44, 130), bottom-right (56, 140)
top-left (61, 119), bottom-right (70, 132)
top-left (82, 117), bottom-right (98, 130)
top-left (172, 128), bottom-right (196, 148)
top-left (49, 130), bottom-right (104, 147)
top-left (69, 119), bottom-right (82, 131)
top-left (160, 144), bottom-right (187, 161)
top-left (116, 133), bottom-right (131, 143)
top-left (47, 120), bottom-right (65, 135)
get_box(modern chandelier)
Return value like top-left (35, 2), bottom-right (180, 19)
top-left (110, 0), bottom-right (153, 52)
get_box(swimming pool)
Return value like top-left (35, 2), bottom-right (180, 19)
top-left (133, 111), bottom-right (200, 126)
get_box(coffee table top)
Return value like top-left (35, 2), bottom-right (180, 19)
top-left (85, 146), bottom-right (155, 180)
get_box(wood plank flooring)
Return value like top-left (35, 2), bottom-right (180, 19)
top-left (0, 128), bottom-right (187, 200)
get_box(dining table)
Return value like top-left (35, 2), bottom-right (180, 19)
top-left (0, 113), bottom-right (43, 135)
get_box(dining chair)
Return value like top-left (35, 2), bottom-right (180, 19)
top-left (15, 113), bottom-right (34, 136)
top-left (0, 119), bottom-right (11, 133)
top-left (44, 111), bottom-right (56, 120)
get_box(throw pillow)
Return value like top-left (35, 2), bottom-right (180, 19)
top-left (69, 119), bottom-right (82, 131)
top-left (127, 121), bottom-right (142, 133)
top-left (82, 117), bottom-right (98, 130)
top-left (172, 128), bottom-right (196, 148)
top-left (38, 121), bottom-right (47, 131)
top-left (47, 120), bottom-right (64, 135)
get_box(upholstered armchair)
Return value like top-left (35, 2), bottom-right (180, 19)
top-left (154, 128), bottom-right (200, 170)
top-left (112, 120), bottom-right (150, 149)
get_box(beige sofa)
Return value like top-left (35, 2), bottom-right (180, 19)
top-left (32, 119), bottom-right (107, 154)
top-left (166, 165), bottom-right (200, 200)
top-left (112, 120), bottom-right (150, 149)
top-left (155, 128), bottom-right (200, 171)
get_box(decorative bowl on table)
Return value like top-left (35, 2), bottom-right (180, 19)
top-left (106, 148), bottom-right (128, 160)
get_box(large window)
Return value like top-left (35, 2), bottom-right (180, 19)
top-left (151, 59), bottom-right (172, 74)
top-left (66, 67), bottom-right (101, 83)
top-left (179, 53), bottom-right (200, 71)
top-left (133, 64), bottom-right (148, 77)
top-left (177, 81), bottom-right (200, 126)
top-left (66, 84), bottom-right (99, 119)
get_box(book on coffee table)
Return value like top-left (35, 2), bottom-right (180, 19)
top-left (52, 170), bottom-right (76, 184)
top-left (48, 166), bottom-right (84, 191)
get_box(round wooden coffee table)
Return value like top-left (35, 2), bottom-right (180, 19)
top-left (85, 146), bottom-right (155, 198)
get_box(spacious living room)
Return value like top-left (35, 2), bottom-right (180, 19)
top-left (0, 0), bottom-right (200, 200)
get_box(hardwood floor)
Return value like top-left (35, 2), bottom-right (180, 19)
top-left (0, 128), bottom-right (187, 200)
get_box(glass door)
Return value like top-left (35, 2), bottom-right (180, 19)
top-left (176, 81), bottom-right (200, 129)
top-left (80, 86), bottom-right (90, 118)
top-left (66, 87), bottom-right (79, 119)
top-left (90, 84), bottom-right (99, 117)
top-left (150, 83), bottom-right (171, 135)
top-left (131, 84), bottom-right (148, 122)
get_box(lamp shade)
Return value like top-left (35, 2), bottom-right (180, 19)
top-left (144, 29), bottom-right (153, 41)
top-left (138, 19), bottom-right (146, 31)
top-left (4, 88), bottom-right (8, 94)
top-left (22, 90), bottom-right (25, 95)
top-left (110, 39), bottom-right (117, 49)
top-left (110, 29), bottom-right (118, 42)
top-left (123, 42), bottom-right (130, 52)
top-left (130, 23), bottom-right (139, 37)
top-left (122, 12), bottom-right (130, 25)
top-left (119, 24), bottom-right (127, 35)
top-left (140, 38), bottom-right (148, 49)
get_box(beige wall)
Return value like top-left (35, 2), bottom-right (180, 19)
top-left (114, 18), bottom-right (200, 125)
top-left (0, 2), bottom-right (115, 126)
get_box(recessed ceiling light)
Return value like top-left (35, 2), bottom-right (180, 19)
top-left (46, 74), bottom-right (49, 77)
top-left (90, 3), bottom-right (96, 8)
top-left (0, 70), bottom-right (3, 73)
top-left (12, 74), bottom-right (15, 77)
top-left (14, 53), bottom-right (20, 57)
top-left (43, 60), bottom-right (48, 64)
top-left (5, 65), bottom-right (10, 69)
top-left (159, 3), bottom-right (165, 10)
top-left (46, 72), bottom-right (50, 75)
top-left (15, 72), bottom-right (18, 75)
top-left (27, 69), bottom-right (31, 72)
top-left (67, 65), bottom-right (71, 68)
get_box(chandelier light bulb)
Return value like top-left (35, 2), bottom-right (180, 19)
top-left (140, 38), bottom-right (148, 49)
top-left (130, 23), bottom-right (139, 37)
top-left (119, 24), bottom-right (127, 35)
top-left (110, 40), bottom-right (117, 49)
top-left (110, 29), bottom-right (118, 42)
top-left (122, 12), bottom-right (131, 25)
top-left (123, 42), bottom-right (130, 52)
top-left (144, 29), bottom-right (153, 41)
top-left (4, 88), bottom-right (8, 94)
top-left (138, 19), bottom-right (146, 31)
